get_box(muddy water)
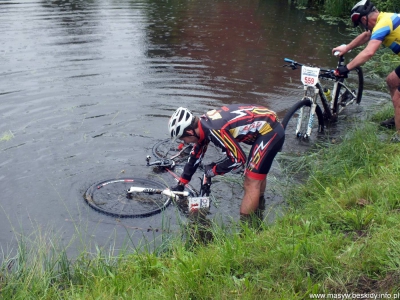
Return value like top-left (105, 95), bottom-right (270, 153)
top-left (0, 0), bottom-right (388, 254)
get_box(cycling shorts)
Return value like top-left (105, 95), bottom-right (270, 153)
top-left (395, 65), bottom-right (400, 78)
top-left (244, 124), bottom-right (285, 180)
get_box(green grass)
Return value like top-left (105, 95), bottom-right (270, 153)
top-left (1, 113), bottom-right (400, 299)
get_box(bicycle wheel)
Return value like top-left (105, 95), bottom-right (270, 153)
top-left (332, 66), bottom-right (364, 113)
top-left (84, 177), bottom-right (170, 218)
top-left (152, 139), bottom-right (193, 164)
top-left (152, 139), bottom-right (227, 166)
top-left (281, 98), bottom-right (324, 153)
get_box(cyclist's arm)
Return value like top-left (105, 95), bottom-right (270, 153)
top-left (346, 39), bottom-right (381, 70)
top-left (332, 31), bottom-right (371, 56)
top-left (178, 142), bottom-right (208, 184)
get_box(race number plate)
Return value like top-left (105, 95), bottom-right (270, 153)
top-left (301, 66), bottom-right (320, 87)
top-left (188, 197), bottom-right (210, 213)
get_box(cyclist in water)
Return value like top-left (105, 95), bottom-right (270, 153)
top-left (332, 0), bottom-right (400, 142)
top-left (168, 104), bottom-right (285, 227)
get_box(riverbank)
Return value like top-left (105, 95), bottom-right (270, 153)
top-left (1, 104), bottom-right (399, 299)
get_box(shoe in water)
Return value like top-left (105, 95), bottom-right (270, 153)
top-left (390, 132), bottom-right (400, 143)
top-left (380, 117), bottom-right (395, 129)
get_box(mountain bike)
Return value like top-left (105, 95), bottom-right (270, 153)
top-left (281, 54), bottom-right (364, 152)
top-left (84, 154), bottom-right (212, 218)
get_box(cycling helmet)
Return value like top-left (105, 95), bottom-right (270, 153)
top-left (350, 0), bottom-right (376, 27)
top-left (168, 107), bottom-right (193, 140)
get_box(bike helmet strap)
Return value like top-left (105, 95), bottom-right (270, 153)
top-left (350, 0), bottom-right (375, 28)
top-left (168, 107), bottom-right (194, 140)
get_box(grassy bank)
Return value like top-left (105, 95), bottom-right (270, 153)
top-left (1, 106), bottom-right (400, 299)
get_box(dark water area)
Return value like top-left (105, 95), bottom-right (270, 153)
top-left (0, 0), bottom-right (389, 255)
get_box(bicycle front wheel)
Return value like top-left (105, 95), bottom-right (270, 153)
top-left (84, 177), bottom-right (171, 218)
top-left (152, 139), bottom-right (193, 164)
top-left (281, 98), bottom-right (324, 153)
top-left (333, 66), bottom-right (364, 112)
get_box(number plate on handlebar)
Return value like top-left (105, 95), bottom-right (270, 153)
top-left (301, 66), bottom-right (320, 87)
top-left (188, 197), bottom-right (210, 213)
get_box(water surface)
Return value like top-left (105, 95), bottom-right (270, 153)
top-left (0, 0), bottom-right (388, 255)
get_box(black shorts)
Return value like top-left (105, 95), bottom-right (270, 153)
top-left (244, 124), bottom-right (285, 180)
top-left (395, 65), bottom-right (400, 78)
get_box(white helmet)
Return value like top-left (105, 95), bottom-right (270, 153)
top-left (168, 107), bottom-right (193, 140)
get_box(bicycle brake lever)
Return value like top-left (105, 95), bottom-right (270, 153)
top-left (282, 63), bottom-right (297, 70)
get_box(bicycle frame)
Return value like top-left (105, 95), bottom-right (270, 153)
top-left (142, 154), bottom-right (212, 214)
top-left (319, 55), bottom-right (359, 117)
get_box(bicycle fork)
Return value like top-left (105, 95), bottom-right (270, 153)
top-left (296, 86), bottom-right (318, 139)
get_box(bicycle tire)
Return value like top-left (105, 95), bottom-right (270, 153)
top-left (333, 66), bottom-right (364, 113)
top-left (84, 177), bottom-right (171, 218)
top-left (281, 98), bottom-right (324, 153)
top-left (152, 139), bottom-right (227, 166)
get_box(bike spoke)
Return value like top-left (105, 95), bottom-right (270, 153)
top-left (84, 178), bottom-right (171, 218)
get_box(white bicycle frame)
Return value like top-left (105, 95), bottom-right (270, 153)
top-left (126, 187), bottom-right (210, 213)
top-left (127, 186), bottom-right (189, 198)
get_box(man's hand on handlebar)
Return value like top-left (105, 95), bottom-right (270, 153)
top-left (332, 44), bottom-right (347, 57)
top-left (334, 65), bottom-right (349, 77)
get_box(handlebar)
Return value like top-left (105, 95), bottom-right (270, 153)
top-left (283, 57), bottom-right (337, 80)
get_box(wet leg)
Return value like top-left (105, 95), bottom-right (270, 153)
top-left (386, 71), bottom-right (400, 133)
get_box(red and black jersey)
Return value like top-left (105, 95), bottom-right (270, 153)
top-left (179, 104), bottom-right (280, 184)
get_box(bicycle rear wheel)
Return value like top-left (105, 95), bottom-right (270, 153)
top-left (333, 66), bottom-right (364, 112)
top-left (84, 177), bottom-right (170, 218)
top-left (152, 139), bottom-right (227, 166)
top-left (152, 139), bottom-right (193, 164)
top-left (281, 98), bottom-right (324, 154)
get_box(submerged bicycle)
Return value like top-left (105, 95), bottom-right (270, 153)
top-left (281, 53), bottom-right (364, 152)
top-left (84, 155), bottom-right (212, 218)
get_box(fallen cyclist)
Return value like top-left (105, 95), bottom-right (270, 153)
top-left (167, 104), bottom-right (285, 227)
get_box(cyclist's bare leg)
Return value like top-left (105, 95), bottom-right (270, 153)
top-left (240, 176), bottom-right (266, 215)
top-left (387, 70), bottom-right (400, 132)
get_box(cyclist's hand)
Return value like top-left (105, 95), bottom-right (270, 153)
top-left (332, 44), bottom-right (347, 56)
top-left (170, 183), bottom-right (184, 192)
top-left (334, 65), bottom-right (349, 77)
top-left (204, 163), bottom-right (216, 178)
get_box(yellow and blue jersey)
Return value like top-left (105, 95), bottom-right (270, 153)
top-left (371, 12), bottom-right (400, 55)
